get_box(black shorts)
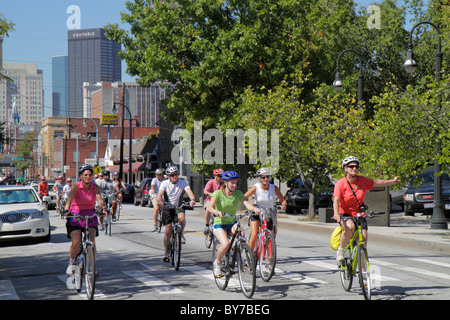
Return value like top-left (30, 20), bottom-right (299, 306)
top-left (340, 214), bottom-right (368, 230)
top-left (161, 207), bottom-right (184, 226)
top-left (65, 219), bottom-right (99, 239)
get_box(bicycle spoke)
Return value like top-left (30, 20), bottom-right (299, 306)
top-left (339, 244), bottom-right (353, 292)
top-left (259, 233), bottom-right (276, 282)
top-left (238, 242), bottom-right (256, 298)
top-left (84, 245), bottom-right (96, 300)
top-left (358, 245), bottom-right (371, 300)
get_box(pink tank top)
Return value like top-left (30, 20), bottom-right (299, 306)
top-left (69, 181), bottom-right (98, 228)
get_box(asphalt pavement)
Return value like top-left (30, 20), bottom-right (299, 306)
top-left (275, 210), bottom-right (450, 256)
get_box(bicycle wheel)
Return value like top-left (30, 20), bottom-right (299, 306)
top-left (116, 201), bottom-right (121, 221)
top-left (204, 228), bottom-right (213, 249)
top-left (173, 228), bottom-right (181, 270)
top-left (75, 253), bottom-right (83, 293)
top-left (212, 238), bottom-right (229, 290)
top-left (339, 245), bottom-right (353, 291)
top-left (84, 244), bottom-right (96, 300)
top-left (358, 244), bottom-right (371, 300)
top-left (237, 242), bottom-right (256, 298)
top-left (156, 211), bottom-right (163, 233)
top-left (259, 233), bottom-right (276, 282)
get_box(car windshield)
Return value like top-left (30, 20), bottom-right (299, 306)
top-left (411, 171), bottom-right (450, 186)
top-left (0, 189), bottom-right (40, 204)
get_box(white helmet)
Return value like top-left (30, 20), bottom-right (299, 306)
top-left (342, 156), bottom-right (360, 168)
top-left (166, 166), bottom-right (179, 175)
top-left (256, 167), bottom-right (271, 176)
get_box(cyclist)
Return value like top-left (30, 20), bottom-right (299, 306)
top-left (63, 178), bottom-right (72, 200)
top-left (38, 176), bottom-right (49, 209)
top-left (245, 167), bottom-right (287, 252)
top-left (150, 168), bottom-right (166, 231)
top-left (156, 166), bottom-right (196, 262)
top-left (333, 156), bottom-right (400, 262)
top-left (64, 164), bottom-right (106, 276)
top-left (207, 170), bottom-right (260, 277)
top-left (54, 176), bottom-right (66, 213)
top-left (203, 168), bottom-right (224, 234)
top-left (97, 170), bottom-right (119, 228)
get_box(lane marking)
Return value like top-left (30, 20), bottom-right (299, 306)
top-left (0, 280), bottom-right (19, 300)
top-left (122, 270), bottom-right (184, 294)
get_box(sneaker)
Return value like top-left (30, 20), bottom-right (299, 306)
top-left (181, 235), bottom-right (186, 244)
top-left (213, 260), bottom-right (222, 277)
top-left (66, 263), bottom-right (77, 276)
top-left (203, 226), bottom-right (210, 235)
top-left (112, 214), bottom-right (116, 222)
top-left (152, 224), bottom-right (157, 232)
top-left (163, 252), bottom-right (170, 262)
top-left (336, 248), bottom-right (344, 263)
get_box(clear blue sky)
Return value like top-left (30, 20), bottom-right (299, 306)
top-left (1, 0), bottom-right (423, 118)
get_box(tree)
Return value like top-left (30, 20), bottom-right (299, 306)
top-left (13, 131), bottom-right (36, 178)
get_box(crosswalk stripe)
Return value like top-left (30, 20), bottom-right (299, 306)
top-left (0, 280), bottom-right (19, 300)
top-left (122, 270), bottom-right (184, 294)
top-left (371, 259), bottom-right (450, 281)
top-left (57, 275), bottom-right (106, 299)
top-left (409, 258), bottom-right (450, 269)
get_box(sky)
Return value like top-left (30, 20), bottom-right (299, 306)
top-left (1, 0), bottom-right (425, 118)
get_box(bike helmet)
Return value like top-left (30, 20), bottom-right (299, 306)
top-left (342, 156), bottom-right (360, 168)
top-left (213, 168), bottom-right (224, 176)
top-left (166, 166), bottom-right (179, 175)
top-left (222, 171), bottom-right (239, 181)
top-left (155, 168), bottom-right (165, 175)
top-left (113, 171), bottom-right (119, 176)
top-left (256, 167), bottom-right (271, 176)
top-left (103, 170), bottom-right (110, 176)
top-left (79, 164), bottom-right (94, 175)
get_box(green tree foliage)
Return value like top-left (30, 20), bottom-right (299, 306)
top-left (13, 131), bottom-right (36, 177)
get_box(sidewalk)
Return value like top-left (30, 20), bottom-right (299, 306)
top-left (276, 212), bottom-right (450, 256)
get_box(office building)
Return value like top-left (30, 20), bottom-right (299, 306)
top-left (68, 28), bottom-right (121, 117)
top-left (52, 55), bottom-right (68, 116)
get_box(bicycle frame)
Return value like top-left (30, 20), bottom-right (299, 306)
top-left (255, 208), bottom-right (277, 282)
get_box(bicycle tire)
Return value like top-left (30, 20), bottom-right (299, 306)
top-left (358, 244), bottom-right (371, 300)
top-left (212, 238), bottom-right (229, 290)
top-left (339, 245), bottom-right (353, 291)
top-left (237, 242), bottom-right (256, 298)
top-left (259, 233), bottom-right (276, 282)
top-left (173, 227), bottom-right (181, 271)
top-left (116, 201), bottom-right (121, 221)
top-left (204, 229), bottom-right (213, 249)
top-left (84, 244), bottom-right (96, 300)
top-left (75, 253), bottom-right (83, 293)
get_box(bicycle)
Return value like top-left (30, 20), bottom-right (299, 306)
top-left (204, 215), bottom-right (214, 249)
top-left (66, 212), bottom-right (103, 300)
top-left (338, 211), bottom-right (384, 300)
top-left (156, 207), bottom-right (163, 233)
top-left (255, 207), bottom-right (277, 282)
top-left (212, 211), bottom-right (257, 299)
top-left (59, 197), bottom-right (66, 219)
top-left (166, 202), bottom-right (193, 270)
top-left (101, 192), bottom-right (116, 236)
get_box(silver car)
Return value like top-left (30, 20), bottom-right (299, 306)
top-left (0, 186), bottom-right (51, 242)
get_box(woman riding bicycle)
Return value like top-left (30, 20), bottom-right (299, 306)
top-left (333, 156), bottom-right (400, 262)
top-left (245, 167), bottom-right (286, 252)
top-left (64, 164), bottom-right (106, 276)
top-left (207, 170), bottom-right (260, 277)
top-left (203, 168), bottom-right (224, 234)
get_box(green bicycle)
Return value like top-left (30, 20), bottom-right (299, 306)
top-left (338, 211), bottom-right (384, 300)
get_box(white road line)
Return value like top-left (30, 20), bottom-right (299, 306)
top-left (57, 275), bottom-right (106, 299)
top-left (275, 267), bottom-right (327, 284)
top-left (371, 259), bottom-right (450, 281)
top-left (0, 280), bottom-right (19, 300)
top-left (122, 270), bottom-right (184, 294)
top-left (409, 258), bottom-right (450, 269)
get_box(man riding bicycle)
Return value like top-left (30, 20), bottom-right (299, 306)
top-left (333, 156), bottom-right (400, 262)
top-left (156, 166), bottom-right (196, 262)
top-left (96, 170), bottom-right (120, 228)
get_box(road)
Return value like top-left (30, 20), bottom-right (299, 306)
top-left (1, 203), bottom-right (449, 302)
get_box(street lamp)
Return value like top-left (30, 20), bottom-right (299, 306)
top-left (403, 21), bottom-right (447, 230)
top-left (82, 117), bottom-right (99, 167)
top-left (113, 102), bottom-right (133, 184)
top-left (332, 49), bottom-right (364, 103)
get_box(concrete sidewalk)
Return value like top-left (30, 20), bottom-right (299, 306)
top-left (276, 212), bottom-right (450, 256)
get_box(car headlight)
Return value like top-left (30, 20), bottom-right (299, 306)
top-left (30, 210), bottom-right (46, 219)
top-left (404, 194), bottom-right (414, 202)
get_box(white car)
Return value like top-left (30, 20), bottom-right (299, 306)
top-left (0, 186), bottom-right (51, 242)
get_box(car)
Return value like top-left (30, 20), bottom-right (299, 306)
top-left (0, 185), bottom-right (51, 242)
top-left (134, 177), bottom-right (152, 207)
top-left (30, 181), bottom-right (57, 210)
top-left (390, 184), bottom-right (409, 210)
top-left (403, 170), bottom-right (450, 217)
top-left (121, 184), bottom-right (135, 203)
top-left (285, 178), bottom-right (333, 214)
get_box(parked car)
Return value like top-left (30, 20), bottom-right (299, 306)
top-left (285, 178), bottom-right (333, 214)
top-left (390, 184), bottom-right (409, 211)
top-left (30, 181), bottom-right (57, 210)
top-left (121, 184), bottom-right (135, 203)
top-left (134, 178), bottom-right (152, 207)
top-left (0, 186), bottom-right (51, 242)
top-left (403, 170), bottom-right (450, 217)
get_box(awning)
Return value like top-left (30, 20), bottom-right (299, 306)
top-left (107, 161), bottom-right (145, 173)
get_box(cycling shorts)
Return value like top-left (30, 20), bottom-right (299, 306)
top-left (161, 206), bottom-right (185, 226)
top-left (213, 223), bottom-right (236, 235)
top-left (341, 214), bottom-right (368, 230)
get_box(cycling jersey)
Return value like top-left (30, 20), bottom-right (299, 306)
top-left (333, 176), bottom-right (374, 217)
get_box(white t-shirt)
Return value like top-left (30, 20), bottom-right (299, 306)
top-left (253, 182), bottom-right (276, 209)
top-left (150, 177), bottom-right (166, 198)
top-left (159, 178), bottom-right (190, 206)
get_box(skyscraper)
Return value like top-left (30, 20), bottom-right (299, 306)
top-left (52, 55), bottom-right (68, 116)
top-left (68, 28), bottom-right (121, 117)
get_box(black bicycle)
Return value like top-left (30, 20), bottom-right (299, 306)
top-left (166, 202), bottom-right (193, 270)
top-left (212, 212), bottom-right (257, 298)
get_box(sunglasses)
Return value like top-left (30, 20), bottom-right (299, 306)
top-left (347, 165), bottom-right (359, 169)
top-left (260, 176), bottom-right (271, 179)
top-left (168, 173), bottom-right (179, 177)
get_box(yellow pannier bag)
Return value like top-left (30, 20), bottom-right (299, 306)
top-left (330, 225), bottom-right (342, 250)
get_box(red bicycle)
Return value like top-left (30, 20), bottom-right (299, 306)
top-left (255, 207), bottom-right (277, 282)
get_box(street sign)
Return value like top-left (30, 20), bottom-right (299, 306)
top-left (101, 114), bottom-right (118, 125)
top-left (94, 166), bottom-right (103, 174)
